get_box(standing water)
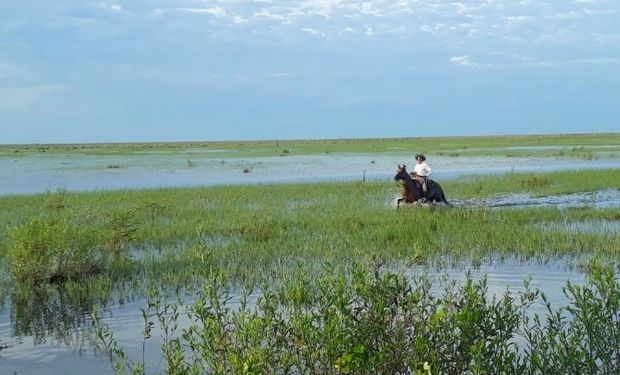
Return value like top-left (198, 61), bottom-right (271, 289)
top-left (0, 259), bottom-right (587, 374)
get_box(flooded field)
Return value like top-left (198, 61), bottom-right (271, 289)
top-left (0, 260), bottom-right (587, 375)
top-left (1, 141), bottom-right (619, 374)
top-left (1, 152), bottom-right (619, 195)
top-left (452, 189), bottom-right (620, 209)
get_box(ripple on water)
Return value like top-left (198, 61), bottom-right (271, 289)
top-left (455, 189), bottom-right (620, 209)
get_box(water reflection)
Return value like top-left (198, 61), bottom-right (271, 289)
top-left (6, 286), bottom-right (94, 349)
top-left (0, 258), bottom-right (590, 375)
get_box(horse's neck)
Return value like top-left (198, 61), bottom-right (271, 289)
top-left (403, 174), bottom-right (421, 197)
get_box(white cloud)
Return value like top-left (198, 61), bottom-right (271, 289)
top-left (253, 10), bottom-right (287, 21)
top-left (449, 54), bottom-right (492, 67)
top-left (145, 0), bottom-right (620, 57)
top-left (450, 54), bottom-right (473, 66)
top-left (302, 27), bottom-right (324, 36)
top-left (574, 58), bottom-right (620, 65)
top-left (527, 57), bottom-right (620, 68)
top-left (99, 2), bottom-right (123, 12)
top-left (155, 6), bottom-right (247, 23)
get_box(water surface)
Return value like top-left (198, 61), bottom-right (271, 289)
top-left (1, 153), bottom-right (619, 195)
top-left (0, 260), bottom-right (588, 375)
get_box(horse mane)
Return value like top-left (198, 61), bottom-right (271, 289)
top-left (397, 165), bottom-right (423, 202)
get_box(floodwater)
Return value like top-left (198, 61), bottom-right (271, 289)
top-left (1, 152), bottom-right (620, 195)
top-left (1, 151), bottom-right (618, 373)
top-left (453, 189), bottom-right (620, 209)
top-left (0, 259), bottom-right (587, 375)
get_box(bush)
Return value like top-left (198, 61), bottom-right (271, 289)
top-left (7, 218), bottom-right (104, 284)
top-left (95, 263), bottom-right (620, 374)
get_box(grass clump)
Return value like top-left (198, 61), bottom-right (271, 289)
top-left (7, 218), bottom-right (103, 284)
top-left (6, 208), bottom-right (139, 285)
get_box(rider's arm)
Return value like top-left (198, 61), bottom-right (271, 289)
top-left (424, 164), bottom-right (432, 177)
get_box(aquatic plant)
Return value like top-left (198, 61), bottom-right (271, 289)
top-left (6, 206), bottom-right (140, 285)
top-left (93, 262), bottom-right (620, 374)
top-left (7, 217), bottom-right (103, 284)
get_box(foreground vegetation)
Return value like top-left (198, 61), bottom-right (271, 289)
top-left (95, 262), bottom-right (620, 374)
top-left (0, 167), bottom-right (619, 373)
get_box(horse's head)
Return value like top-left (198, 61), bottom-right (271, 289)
top-left (394, 164), bottom-right (410, 181)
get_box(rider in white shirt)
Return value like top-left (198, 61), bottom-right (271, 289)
top-left (411, 154), bottom-right (431, 193)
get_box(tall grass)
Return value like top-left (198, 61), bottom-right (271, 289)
top-left (0, 170), bottom-right (619, 289)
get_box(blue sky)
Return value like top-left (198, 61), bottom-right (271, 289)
top-left (1, 0), bottom-right (619, 143)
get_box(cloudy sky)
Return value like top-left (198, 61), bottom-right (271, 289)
top-left (1, 0), bottom-right (619, 143)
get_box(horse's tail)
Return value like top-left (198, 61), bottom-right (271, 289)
top-left (441, 193), bottom-right (450, 205)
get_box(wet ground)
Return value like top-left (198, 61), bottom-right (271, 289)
top-left (1, 152), bottom-right (619, 195)
top-left (392, 189), bottom-right (620, 210)
top-left (455, 189), bottom-right (620, 209)
top-left (0, 259), bottom-right (587, 375)
top-left (1, 151), bottom-right (618, 373)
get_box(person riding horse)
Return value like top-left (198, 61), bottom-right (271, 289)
top-left (411, 154), bottom-right (431, 196)
top-left (394, 164), bottom-right (449, 207)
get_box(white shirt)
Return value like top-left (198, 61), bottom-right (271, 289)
top-left (413, 162), bottom-right (432, 177)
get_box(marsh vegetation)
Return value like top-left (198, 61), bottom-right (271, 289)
top-left (0, 135), bottom-right (619, 373)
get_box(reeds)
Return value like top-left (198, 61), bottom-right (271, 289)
top-left (1, 170), bottom-right (619, 289)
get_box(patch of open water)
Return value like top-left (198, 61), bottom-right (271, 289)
top-left (1, 153), bottom-right (619, 196)
top-left (0, 259), bottom-right (591, 374)
top-left (453, 189), bottom-right (620, 209)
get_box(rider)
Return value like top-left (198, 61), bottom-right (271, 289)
top-left (411, 153), bottom-right (431, 194)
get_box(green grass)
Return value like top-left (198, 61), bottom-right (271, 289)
top-left (0, 168), bottom-right (619, 291)
top-left (449, 169), bottom-right (620, 198)
top-left (1, 168), bottom-right (619, 369)
top-left (2, 132), bottom-right (619, 159)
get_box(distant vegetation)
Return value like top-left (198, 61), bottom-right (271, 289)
top-left (1, 132), bottom-right (619, 159)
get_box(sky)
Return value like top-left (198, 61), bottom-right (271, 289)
top-left (1, 0), bottom-right (619, 144)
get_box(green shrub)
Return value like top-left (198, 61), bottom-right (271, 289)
top-left (94, 263), bottom-right (620, 374)
top-left (7, 218), bottom-right (103, 284)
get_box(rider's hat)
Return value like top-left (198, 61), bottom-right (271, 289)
top-left (415, 153), bottom-right (426, 161)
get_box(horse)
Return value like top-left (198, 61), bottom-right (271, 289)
top-left (394, 164), bottom-right (449, 207)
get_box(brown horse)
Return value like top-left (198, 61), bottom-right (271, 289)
top-left (394, 164), bottom-right (449, 207)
